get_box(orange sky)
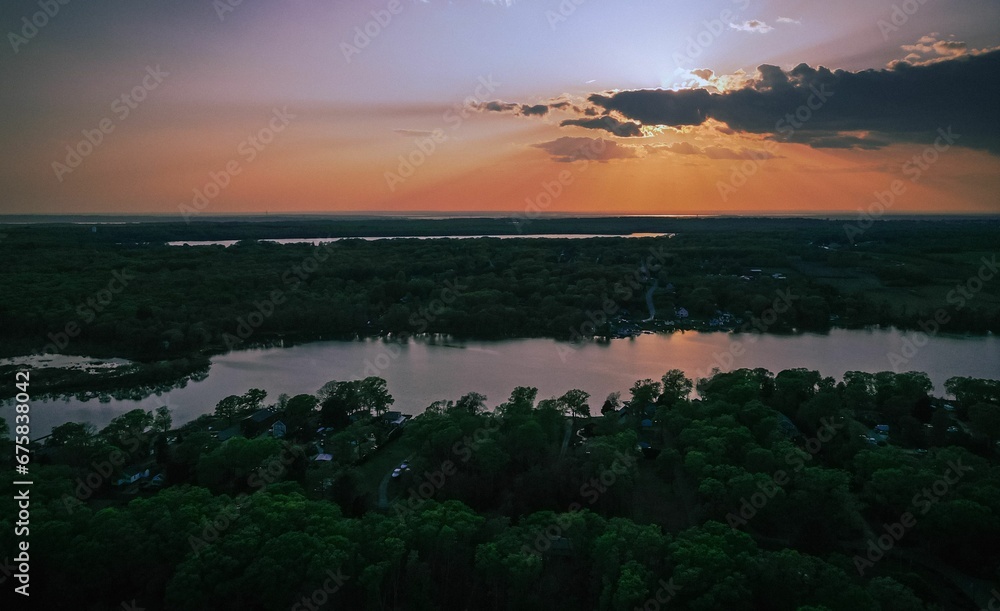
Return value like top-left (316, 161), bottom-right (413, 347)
top-left (1, 0), bottom-right (998, 216)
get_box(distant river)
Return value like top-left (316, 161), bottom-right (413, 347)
top-left (164, 233), bottom-right (670, 247)
top-left (5, 329), bottom-right (998, 438)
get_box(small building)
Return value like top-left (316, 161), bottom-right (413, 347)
top-left (241, 409), bottom-right (280, 438)
top-left (271, 420), bottom-right (287, 438)
top-left (115, 465), bottom-right (151, 487)
top-left (216, 424), bottom-right (242, 442)
top-left (875, 424), bottom-right (890, 434)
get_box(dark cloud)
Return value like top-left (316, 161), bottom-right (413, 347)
top-left (589, 88), bottom-right (712, 127)
top-left (484, 101), bottom-right (518, 112)
top-left (793, 132), bottom-right (892, 150)
top-left (473, 100), bottom-right (548, 117)
top-left (560, 116), bottom-right (643, 137)
top-left (581, 51), bottom-right (1000, 153)
top-left (532, 137), bottom-right (638, 163)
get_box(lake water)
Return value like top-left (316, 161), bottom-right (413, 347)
top-left (7, 328), bottom-right (998, 438)
top-left (164, 233), bottom-right (671, 247)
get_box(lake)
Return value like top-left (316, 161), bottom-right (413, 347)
top-left (164, 233), bottom-right (671, 247)
top-left (7, 328), bottom-right (998, 438)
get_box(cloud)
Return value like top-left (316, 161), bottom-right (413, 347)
top-left (649, 142), bottom-right (777, 160)
top-left (893, 34), bottom-right (998, 67)
top-left (532, 137), bottom-right (638, 162)
top-left (393, 129), bottom-right (436, 137)
top-left (651, 142), bottom-right (701, 156)
top-left (473, 100), bottom-right (549, 117)
top-left (730, 20), bottom-right (773, 33)
top-left (701, 145), bottom-right (776, 160)
top-left (791, 132), bottom-right (892, 150)
top-left (589, 88), bottom-right (712, 127)
top-left (560, 116), bottom-right (643, 137)
top-left (584, 50), bottom-right (1000, 153)
top-left (520, 104), bottom-right (549, 116)
top-left (776, 17), bottom-right (801, 24)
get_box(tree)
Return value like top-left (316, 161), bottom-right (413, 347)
top-left (154, 405), bottom-right (173, 433)
top-left (215, 388), bottom-right (269, 424)
top-left (100, 408), bottom-right (154, 454)
top-left (601, 391), bottom-right (621, 415)
top-left (969, 403), bottom-right (1000, 446)
top-left (167, 431), bottom-right (218, 483)
top-left (284, 394), bottom-right (318, 429)
top-left (47, 421), bottom-right (95, 447)
top-left (628, 379), bottom-right (661, 417)
top-left (559, 389), bottom-right (591, 420)
top-left (358, 376), bottom-right (394, 418)
top-left (659, 369), bottom-right (692, 407)
top-left (498, 386), bottom-right (538, 417)
top-left (240, 388), bottom-right (267, 415)
top-left (772, 368), bottom-right (821, 416)
top-left (195, 436), bottom-right (287, 493)
top-left (867, 577), bottom-right (930, 611)
top-left (946, 377), bottom-right (1000, 406)
top-left (215, 394), bottom-right (243, 424)
top-left (455, 392), bottom-right (487, 415)
top-left (318, 377), bottom-right (395, 425)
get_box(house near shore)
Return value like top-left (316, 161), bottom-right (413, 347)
top-left (271, 420), bottom-right (287, 438)
top-left (115, 465), bottom-right (151, 487)
top-left (242, 409), bottom-right (281, 438)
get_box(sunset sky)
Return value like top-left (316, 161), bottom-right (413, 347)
top-left (1, 0), bottom-right (998, 216)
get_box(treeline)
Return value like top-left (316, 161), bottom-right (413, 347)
top-left (2, 368), bottom-right (999, 609)
top-left (1, 219), bottom-right (997, 371)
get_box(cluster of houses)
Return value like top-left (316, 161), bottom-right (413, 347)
top-left (111, 405), bottom-right (412, 492)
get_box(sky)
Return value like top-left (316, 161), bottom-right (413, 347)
top-left (1, 0), bottom-right (998, 216)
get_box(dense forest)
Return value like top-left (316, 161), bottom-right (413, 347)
top-left (1, 218), bottom-right (997, 400)
top-left (2, 367), bottom-right (999, 610)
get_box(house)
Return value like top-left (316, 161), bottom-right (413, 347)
top-left (115, 465), bottom-right (151, 487)
top-left (875, 424), bottom-right (890, 434)
top-left (675, 307), bottom-right (689, 319)
top-left (216, 424), bottom-right (242, 442)
top-left (241, 409), bottom-right (280, 438)
top-left (271, 420), bottom-right (287, 438)
top-left (384, 411), bottom-right (409, 428)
